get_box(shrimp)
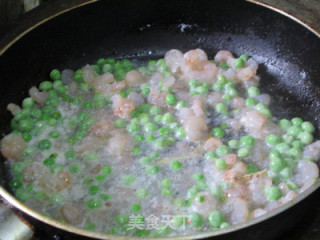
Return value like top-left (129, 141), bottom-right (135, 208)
top-left (148, 87), bottom-right (168, 107)
top-left (190, 192), bottom-right (217, 218)
top-left (204, 137), bottom-right (223, 151)
top-left (93, 73), bottom-right (125, 94)
top-left (231, 97), bottom-right (245, 109)
top-left (7, 103), bottom-right (21, 116)
top-left (183, 116), bottom-right (208, 141)
top-left (111, 94), bottom-right (136, 119)
top-left (214, 50), bottom-right (233, 63)
top-left (178, 108), bottom-right (194, 124)
top-left (224, 161), bottom-right (247, 181)
top-left (225, 182), bottom-right (248, 199)
top-left (124, 70), bottom-right (145, 87)
top-left (192, 98), bottom-right (205, 117)
top-left (247, 171), bottom-right (272, 205)
top-left (29, 86), bottom-right (48, 105)
top-left (182, 62), bottom-right (218, 83)
top-left (127, 92), bottom-right (144, 107)
top-left (90, 119), bottom-right (112, 138)
top-left (82, 65), bottom-right (97, 85)
top-left (184, 49), bottom-right (208, 70)
top-left (164, 49), bottom-right (185, 74)
top-left (240, 108), bottom-right (267, 135)
top-left (250, 208), bottom-right (267, 219)
top-left (0, 133), bottom-right (26, 160)
top-left (280, 191), bottom-right (297, 204)
top-left (303, 140), bottom-right (320, 162)
top-left (236, 66), bottom-right (256, 81)
top-left (56, 170), bottom-right (71, 192)
top-left (207, 92), bottom-right (223, 107)
top-left (60, 204), bottom-right (84, 225)
top-left (294, 160), bottom-right (319, 186)
top-left (107, 129), bottom-right (135, 155)
top-left (225, 198), bottom-right (249, 224)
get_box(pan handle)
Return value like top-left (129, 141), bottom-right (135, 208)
top-left (0, 200), bottom-right (33, 240)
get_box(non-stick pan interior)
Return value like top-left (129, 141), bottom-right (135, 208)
top-left (0, 0), bottom-right (320, 234)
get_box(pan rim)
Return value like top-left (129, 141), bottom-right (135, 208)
top-left (0, 0), bottom-right (320, 239)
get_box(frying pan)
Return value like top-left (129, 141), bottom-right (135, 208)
top-left (0, 0), bottom-right (320, 239)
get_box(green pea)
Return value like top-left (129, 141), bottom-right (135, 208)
top-left (288, 148), bottom-right (302, 158)
top-left (171, 161), bottom-right (182, 170)
top-left (245, 97), bottom-right (257, 107)
top-left (134, 135), bottom-right (145, 142)
top-left (165, 94), bottom-right (177, 105)
top-left (266, 134), bottom-right (281, 146)
top-left (149, 106), bottom-right (162, 115)
top-left (43, 157), bottom-right (55, 166)
top-left (287, 181), bottom-right (298, 191)
top-left (136, 188), bottom-right (148, 199)
top-left (188, 79), bottom-right (200, 89)
top-left (291, 117), bottom-right (303, 126)
top-left (175, 126), bottom-right (186, 139)
top-left (150, 152), bottom-right (160, 159)
top-left (89, 186), bottom-right (100, 195)
top-left (69, 165), bottom-right (81, 174)
top-left (102, 63), bottom-right (113, 73)
top-left (22, 98), bottom-right (34, 109)
top-left (18, 118), bottom-right (34, 132)
top-left (50, 69), bottom-right (61, 81)
top-left (146, 165), bottom-right (160, 175)
top-left (96, 175), bottom-right (106, 182)
top-left (228, 139), bottom-right (239, 149)
top-left (154, 137), bottom-right (171, 149)
top-left (193, 173), bottom-right (205, 181)
top-left (139, 104), bottom-right (151, 113)
top-left (39, 81), bottom-right (53, 91)
top-left (282, 133), bottom-right (294, 144)
top-left (247, 164), bottom-right (258, 173)
top-left (158, 127), bottom-right (170, 137)
top-left (145, 135), bottom-right (155, 142)
top-left (196, 86), bottom-right (209, 94)
top-left (161, 178), bottom-right (171, 187)
top-left (205, 152), bottom-right (217, 160)
top-left (187, 212), bottom-right (203, 228)
top-left (215, 158), bottom-right (228, 170)
top-left (269, 157), bottom-right (284, 172)
top-left (38, 139), bottom-right (51, 150)
top-left (279, 119), bottom-right (292, 130)
top-left (299, 131), bottom-right (313, 144)
top-left (144, 122), bottom-right (157, 133)
top-left (208, 210), bottom-right (225, 227)
top-left (127, 123), bottom-right (141, 133)
top-left (161, 188), bottom-right (172, 197)
top-left (140, 156), bottom-right (151, 165)
top-left (291, 140), bottom-right (304, 149)
top-left (65, 150), bottom-right (75, 159)
top-left (237, 147), bottom-right (251, 158)
top-left (212, 127), bottom-right (224, 138)
top-left (280, 167), bottom-right (292, 179)
top-left (101, 166), bottom-right (112, 175)
top-left (174, 198), bottom-right (186, 208)
top-left (220, 222), bottom-right (231, 229)
top-left (219, 62), bottom-right (229, 69)
top-left (240, 54), bottom-right (249, 61)
top-left (216, 145), bottom-right (230, 157)
top-left (85, 152), bottom-right (98, 161)
top-left (266, 186), bottom-right (282, 201)
top-left (131, 147), bottom-right (141, 155)
top-left (122, 175), bottom-right (136, 185)
top-left (247, 86), bottom-right (260, 97)
top-left (50, 193), bottom-right (64, 204)
top-left (115, 214), bottom-right (129, 225)
top-left (22, 132), bottom-right (31, 142)
top-left (240, 136), bottom-right (255, 147)
top-left (130, 204), bottom-right (141, 213)
top-left (301, 121), bottom-right (315, 133)
top-left (287, 126), bottom-right (302, 137)
top-left (10, 179), bottom-right (22, 189)
top-left (100, 194), bottom-right (111, 201)
top-left (172, 215), bottom-right (186, 227)
top-left (176, 100), bottom-right (187, 110)
top-left (215, 103), bottom-right (228, 115)
top-left (162, 113), bottom-right (175, 124)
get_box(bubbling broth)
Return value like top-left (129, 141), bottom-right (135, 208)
top-left (1, 48), bottom-right (319, 237)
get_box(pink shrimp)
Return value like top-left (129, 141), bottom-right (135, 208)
top-left (111, 94), bottom-right (136, 119)
top-left (204, 137), bottom-right (223, 151)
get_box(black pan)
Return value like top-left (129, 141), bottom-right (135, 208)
top-left (0, 0), bottom-right (320, 239)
